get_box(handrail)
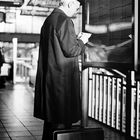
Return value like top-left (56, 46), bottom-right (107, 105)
top-left (81, 63), bottom-right (140, 139)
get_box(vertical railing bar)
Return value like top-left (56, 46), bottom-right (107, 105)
top-left (25, 66), bottom-right (27, 80)
top-left (107, 77), bottom-right (110, 125)
top-left (122, 78), bottom-right (126, 133)
top-left (23, 65), bottom-right (25, 78)
top-left (19, 63), bottom-right (22, 77)
top-left (126, 71), bottom-right (132, 139)
top-left (111, 77), bottom-right (115, 128)
top-left (99, 75), bottom-right (103, 121)
top-left (22, 64), bottom-right (24, 78)
top-left (88, 67), bottom-right (93, 117)
top-left (98, 75), bottom-right (100, 120)
top-left (19, 64), bottom-right (22, 76)
top-left (91, 73), bottom-right (95, 118)
top-left (131, 71), bottom-right (135, 137)
top-left (103, 76), bottom-right (107, 123)
top-left (120, 77), bottom-right (123, 132)
top-left (102, 74), bottom-right (104, 123)
top-left (95, 74), bottom-right (97, 119)
top-left (102, 75), bottom-right (104, 123)
top-left (95, 74), bottom-right (99, 120)
top-left (136, 81), bottom-right (140, 139)
top-left (116, 78), bottom-right (119, 130)
top-left (16, 63), bottom-right (18, 76)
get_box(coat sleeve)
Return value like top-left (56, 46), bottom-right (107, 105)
top-left (58, 18), bottom-right (85, 57)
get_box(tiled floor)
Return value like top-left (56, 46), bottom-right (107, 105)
top-left (0, 83), bottom-right (44, 140)
top-left (0, 82), bottom-right (126, 140)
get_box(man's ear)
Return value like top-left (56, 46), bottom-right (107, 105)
top-left (68, 1), bottom-right (73, 8)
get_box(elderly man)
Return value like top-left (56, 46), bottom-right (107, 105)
top-left (34, 0), bottom-right (88, 139)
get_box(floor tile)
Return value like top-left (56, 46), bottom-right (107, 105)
top-left (26, 125), bottom-right (43, 131)
top-left (29, 130), bottom-right (43, 136)
top-left (5, 126), bottom-right (27, 132)
top-left (0, 132), bottom-right (9, 138)
top-left (0, 138), bottom-right (11, 140)
top-left (0, 127), bottom-right (6, 132)
top-left (11, 136), bottom-right (35, 140)
top-left (8, 130), bottom-right (32, 137)
top-left (34, 136), bottom-right (42, 140)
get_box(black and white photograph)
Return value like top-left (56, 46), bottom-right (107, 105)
top-left (0, 0), bottom-right (139, 140)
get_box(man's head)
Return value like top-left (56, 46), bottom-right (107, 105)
top-left (59, 0), bottom-right (80, 17)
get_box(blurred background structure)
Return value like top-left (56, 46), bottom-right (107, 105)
top-left (0, 0), bottom-right (82, 85)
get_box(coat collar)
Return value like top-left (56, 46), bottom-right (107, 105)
top-left (52, 8), bottom-right (68, 17)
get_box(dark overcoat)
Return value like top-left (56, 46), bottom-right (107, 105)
top-left (34, 8), bottom-right (85, 124)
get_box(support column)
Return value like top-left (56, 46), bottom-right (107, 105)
top-left (81, 68), bottom-right (89, 127)
top-left (12, 38), bottom-right (18, 84)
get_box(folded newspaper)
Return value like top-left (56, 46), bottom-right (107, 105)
top-left (78, 32), bottom-right (92, 44)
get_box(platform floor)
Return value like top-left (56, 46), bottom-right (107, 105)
top-left (0, 82), bottom-right (126, 140)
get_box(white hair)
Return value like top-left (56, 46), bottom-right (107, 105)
top-left (59, 0), bottom-right (76, 6)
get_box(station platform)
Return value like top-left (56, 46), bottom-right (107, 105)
top-left (0, 82), bottom-right (126, 140)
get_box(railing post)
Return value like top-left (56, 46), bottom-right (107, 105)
top-left (81, 67), bottom-right (89, 127)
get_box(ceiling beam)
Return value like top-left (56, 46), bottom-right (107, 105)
top-left (0, 32), bottom-right (40, 43)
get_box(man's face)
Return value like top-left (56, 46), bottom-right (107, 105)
top-left (68, 0), bottom-right (80, 17)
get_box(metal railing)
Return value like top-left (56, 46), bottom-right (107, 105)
top-left (16, 60), bottom-right (32, 82)
top-left (81, 65), bottom-right (140, 139)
